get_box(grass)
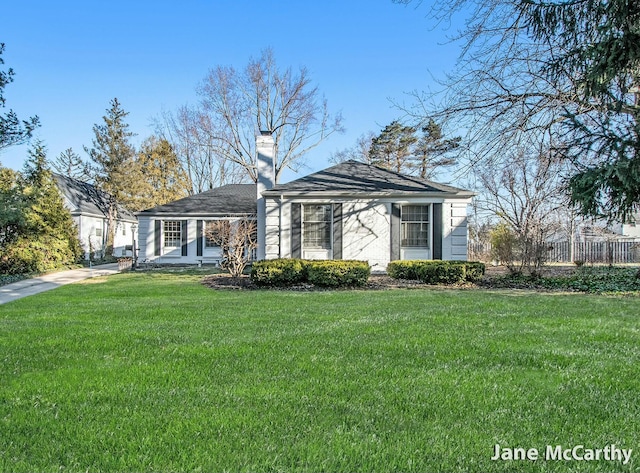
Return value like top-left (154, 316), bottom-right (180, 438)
top-left (1, 271), bottom-right (639, 472)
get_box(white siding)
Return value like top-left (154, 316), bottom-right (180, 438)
top-left (138, 217), bottom-right (152, 261)
top-left (442, 201), bottom-right (469, 260)
top-left (265, 199), bottom-right (281, 259)
top-left (138, 217), bottom-right (249, 265)
top-left (74, 215), bottom-right (135, 260)
top-left (341, 201), bottom-right (390, 272)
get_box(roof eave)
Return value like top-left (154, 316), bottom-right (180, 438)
top-left (136, 211), bottom-right (257, 218)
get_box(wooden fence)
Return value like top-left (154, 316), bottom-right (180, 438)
top-left (469, 240), bottom-right (640, 264)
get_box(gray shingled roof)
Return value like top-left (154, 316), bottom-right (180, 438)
top-left (137, 184), bottom-right (257, 216)
top-left (54, 173), bottom-right (137, 221)
top-left (263, 160), bottom-right (474, 197)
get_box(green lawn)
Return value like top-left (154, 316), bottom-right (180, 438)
top-left (1, 271), bottom-right (639, 472)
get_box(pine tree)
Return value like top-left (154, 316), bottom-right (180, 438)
top-left (413, 119), bottom-right (461, 179)
top-left (85, 98), bottom-right (136, 255)
top-left (0, 43), bottom-right (39, 151)
top-left (52, 147), bottom-right (91, 181)
top-left (0, 165), bottom-right (25, 247)
top-left (368, 121), bottom-right (417, 173)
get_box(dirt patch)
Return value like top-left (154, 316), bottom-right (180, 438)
top-left (201, 274), bottom-right (257, 290)
top-left (201, 273), bottom-right (475, 291)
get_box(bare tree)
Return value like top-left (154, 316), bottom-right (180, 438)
top-left (196, 48), bottom-right (344, 183)
top-left (205, 218), bottom-right (257, 278)
top-left (329, 132), bottom-right (376, 165)
top-left (477, 146), bottom-right (568, 274)
top-left (155, 105), bottom-right (247, 194)
top-left (395, 0), bottom-right (640, 222)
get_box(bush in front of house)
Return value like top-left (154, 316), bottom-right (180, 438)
top-left (387, 260), bottom-right (485, 284)
top-left (250, 259), bottom-right (371, 288)
top-left (463, 261), bottom-right (487, 282)
top-left (305, 260), bottom-right (371, 288)
top-left (385, 260), bottom-right (422, 280)
top-left (250, 258), bottom-right (307, 287)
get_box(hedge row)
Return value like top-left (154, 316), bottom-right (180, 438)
top-left (387, 260), bottom-right (485, 284)
top-left (251, 259), bottom-right (371, 288)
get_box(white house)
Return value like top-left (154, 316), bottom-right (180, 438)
top-left (54, 174), bottom-right (138, 260)
top-left (612, 214), bottom-right (640, 239)
top-left (137, 133), bottom-right (475, 271)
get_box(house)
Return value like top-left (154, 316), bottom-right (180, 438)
top-left (136, 184), bottom-right (257, 265)
top-left (137, 133), bottom-right (475, 271)
top-left (611, 214), bottom-right (640, 239)
top-left (54, 174), bottom-right (138, 259)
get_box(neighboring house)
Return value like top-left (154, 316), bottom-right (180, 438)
top-left (54, 174), bottom-right (138, 259)
top-left (611, 213), bottom-right (640, 239)
top-left (137, 134), bottom-right (475, 271)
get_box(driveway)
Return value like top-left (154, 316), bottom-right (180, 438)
top-left (0, 263), bottom-right (121, 305)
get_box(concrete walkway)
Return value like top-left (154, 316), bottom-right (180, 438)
top-left (0, 263), bottom-right (122, 305)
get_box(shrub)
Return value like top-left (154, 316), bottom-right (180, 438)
top-left (250, 258), bottom-right (307, 287)
top-left (387, 260), bottom-right (421, 280)
top-left (0, 234), bottom-right (80, 275)
top-left (417, 261), bottom-right (464, 284)
top-left (250, 259), bottom-right (371, 288)
top-left (387, 260), bottom-right (485, 285)
top-left (306, 260), bottom-right (371, 288)
top-left (489, 223), bottom-right (518, 269)
top-left (463, 261), bottom-right (487, 282)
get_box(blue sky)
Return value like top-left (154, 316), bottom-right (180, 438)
top-left (1, 0), bottom-right (461, 181)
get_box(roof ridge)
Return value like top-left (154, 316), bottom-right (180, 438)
top-left (266, 160), bottom-right (472, 195)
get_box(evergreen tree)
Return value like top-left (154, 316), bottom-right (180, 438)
top-left (517, 0), bottom-right (640, 220)
top-left (0, 165), bottom-right (25, 247)
top-left (413, 119), bottom-right (461, 179)
top-left (85, 98), bottom-right (136, 255)
top-left (0, 142), bottom-right (82, 274)
top-left (52, 147), bottom-right (91, 181)
top-left (124, 136), bottom-right (190, 211)
top-left (0, 43), bottom-right (39, 151)
top-left (369, 120), bottom-right (417, 173)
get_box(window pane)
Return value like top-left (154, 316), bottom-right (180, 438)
top-left (164, 220), bottom-right (182, 247)
top-left (401, 205), bottom-right (429, 222)
top-left (304, 204), bottom-right (331, 222)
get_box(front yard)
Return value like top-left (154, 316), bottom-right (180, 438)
top-left (1, 270), bottom-right (638, 472)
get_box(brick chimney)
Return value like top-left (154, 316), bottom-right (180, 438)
top-left (256, 131), bottom-right (275, 260)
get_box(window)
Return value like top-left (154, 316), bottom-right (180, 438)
top-left (163, 220), bottom-right (182, 247)
top-left (95, 227), bottom-right (103, 237)
top-left (303, 204), bottom-right (332, 249)
top-left (401, 205), bottom-right (430, 248)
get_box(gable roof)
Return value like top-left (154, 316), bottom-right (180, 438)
top-left (263, 160), bottom-right (474, 197)
top-left (137, 184), bottom-right (257, 217)
top-left (54, 173), bottom-right (137, 222)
